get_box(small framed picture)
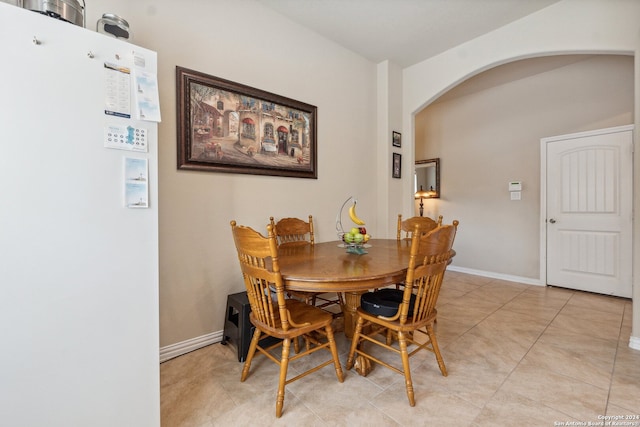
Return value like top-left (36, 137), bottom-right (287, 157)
top-left (392, 131), bottom-right (401, 148)
top-left (392, 153), bottom-right (401, 179)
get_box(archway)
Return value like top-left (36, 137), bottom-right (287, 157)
top-left (411, 53), bottom-right (634, 285)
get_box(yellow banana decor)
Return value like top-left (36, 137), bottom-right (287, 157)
top-left (349, 202), bottom-right (366, 225)
top-left (336, 197), bottom-right (370, 253)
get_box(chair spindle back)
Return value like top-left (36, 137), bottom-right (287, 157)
top-left (397, 221), bottom-right (458, 325)
top-left (230, 221), bottom-right (291, 332)
top-left (270, 215), bottom-right (314, 246)
top-left (397, 214), bottom-right (443, 241)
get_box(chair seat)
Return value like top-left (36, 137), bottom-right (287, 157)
top-left (249, 299), bottom-right (333, 339)
top-left (357, 306), bottom-right (438, 332)
top-left (361, 288), bottom-right (416, 317)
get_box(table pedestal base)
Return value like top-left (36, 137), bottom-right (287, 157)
top-left (354, 354), bottom-right (372, 376)
top-left (342, 291), bottom-right (362, 338)
top-left (342, 291), bottom-right (373, 376)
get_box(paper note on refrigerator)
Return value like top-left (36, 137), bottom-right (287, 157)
top-left (124, 157), bottom-right (149, 208)
top-left (104, 124), bottom-right (148, 152)
top-left (133, 69), bottom-right (161, 122)
top-left (104, 62), bottom-right (131, 118)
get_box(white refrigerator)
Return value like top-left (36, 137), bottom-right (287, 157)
top-left (0, 4), bottom-right (160, 426)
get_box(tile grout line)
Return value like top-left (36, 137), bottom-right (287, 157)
top-left (467, 286), bottom-right (577, 425)
top-left (603, 300), bottom-right (629, 415)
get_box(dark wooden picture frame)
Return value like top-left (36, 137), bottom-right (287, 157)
top-left (176, 67), bottom-right (317, 178)
top-left (415, 158), bottom-right (440, 198)
top-left (392, 153), bottom-right (402, 178)
top-left (392, 131), bottom-right (401, 148)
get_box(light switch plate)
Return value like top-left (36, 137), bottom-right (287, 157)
top-left (511, 191), bottom-right (521, 200)
top-left (509, 181), bottom-right (522, 192)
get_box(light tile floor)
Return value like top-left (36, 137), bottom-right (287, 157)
top-left (161, 272), bottom-right (640, 426)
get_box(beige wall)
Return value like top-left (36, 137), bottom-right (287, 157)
top-left (85, 0), bottom-right (640, 351)
top-left (86, 0), bottom-right (378, 348)
top-left (377, 61), bottom-right (405, 238)
top-left (415, 55), bottom-right (634, 279)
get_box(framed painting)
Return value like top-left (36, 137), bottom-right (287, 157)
top-left (176, 67), bottom-right (317, 179)
top-left (392, 153), bottom-right (402, 178)
top-left (392, 131), bottom-right (401, 148)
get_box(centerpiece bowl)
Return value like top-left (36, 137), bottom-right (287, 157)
top-left (337, 233), bottom-right (370, 254)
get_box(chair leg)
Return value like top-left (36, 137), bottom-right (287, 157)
top-left (275, 338), bottom-right (291, 418)
top-left (398, 331), bottom-right (415, 407)
top-left (241, 329), bottom-right (261, 382)
top-left (336, 292), bottom-right (345, 307)
top-left (325, 324), bottom-right (345, 382)
top-left (426, 323), bottom-right (447, 377)
top-left (386, 328), bottom-right (394, 346)
top-left (346, 316), bottom-right (364, 370)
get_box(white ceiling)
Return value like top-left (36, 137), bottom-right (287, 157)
top-left (258, 0), bottom-right (562, 67)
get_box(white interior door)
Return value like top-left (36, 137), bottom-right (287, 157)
top-left (544, 125), bottom-right (633, 298)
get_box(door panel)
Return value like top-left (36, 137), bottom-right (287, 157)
top-left (546, 127), bottom-right (632, 298)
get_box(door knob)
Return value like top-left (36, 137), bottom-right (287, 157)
top-left (549, 218), bottom-right (556, 224)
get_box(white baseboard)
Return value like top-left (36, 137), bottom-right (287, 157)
top-left (159, 330), bottom-right (223, 363)
top-left (630, 336), bottom-right (640, 351)
top-left (448, 265), bottom-right (544, 286)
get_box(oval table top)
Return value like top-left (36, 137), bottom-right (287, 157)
top-left (278, 239), bottom-right (413, 293)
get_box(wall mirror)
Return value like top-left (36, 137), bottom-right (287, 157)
top-left (415, 158), bottom-right (440, 199)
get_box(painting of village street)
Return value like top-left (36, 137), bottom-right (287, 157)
top-left (177, 68), bottom-right (317, 178)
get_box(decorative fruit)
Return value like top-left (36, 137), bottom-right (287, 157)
top-left (343, 233), bottom-right (355, 243)
top-left (350, 227), bottom-right (360, 235)
top-left (363, 234), bottom-right (370, 243)
top-left (348, 202), bottom-right (365, 225)
top-left (353, 233), bottom-right (364, 244)
top-left (359, 227), bottom-right (367, 235)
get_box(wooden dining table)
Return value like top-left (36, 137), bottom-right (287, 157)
top-left (278, 238), bottom-right (413, 338)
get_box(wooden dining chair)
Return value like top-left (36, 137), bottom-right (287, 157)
top-left (270, 216), bottom-right (344, 314)
top-left (346, 220), bottom-right (459, 407)
top-left (270, 215), bottom-right (315, 246)
top-left (230, 220), bottom-right (344, 418)
top-left (396, 214), bottom-right (443, 241)
top-left (394, 214), bottom-right (444, 290)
